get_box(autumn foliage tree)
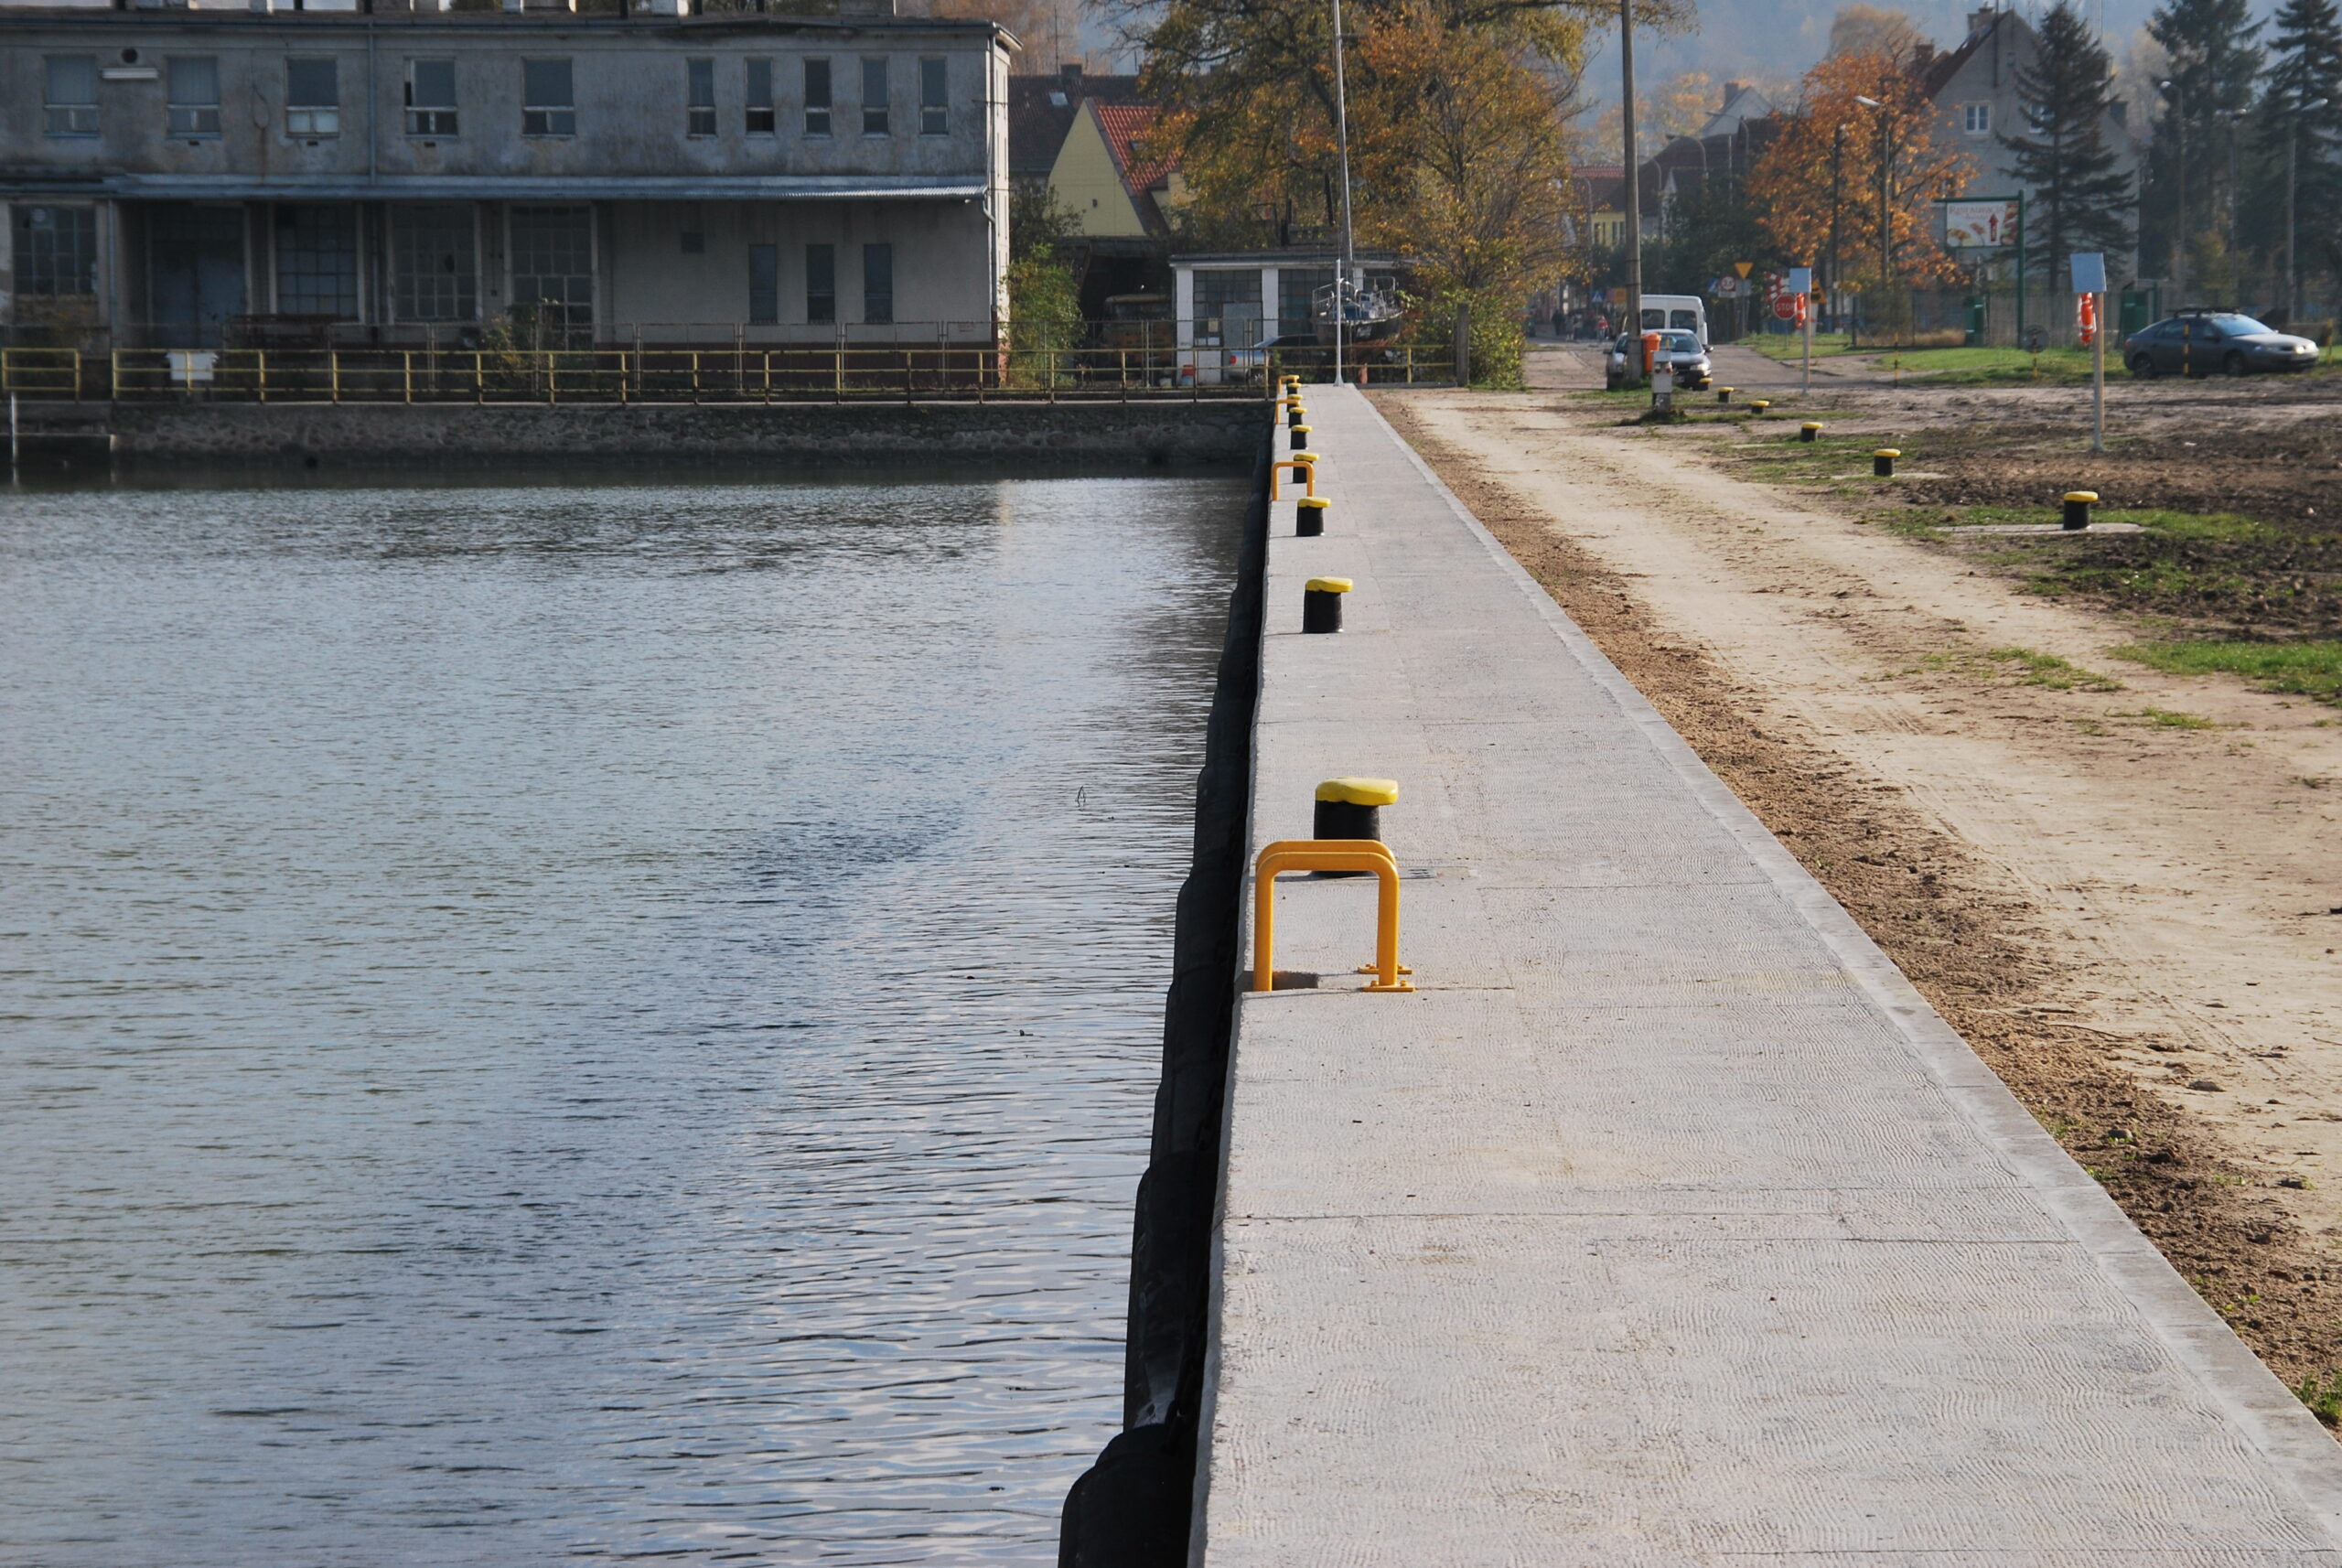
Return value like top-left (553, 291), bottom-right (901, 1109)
top-left (1128, 0), bottom-right (1674, 377)
top-left (1746, 48), bottom-right (1977, 335)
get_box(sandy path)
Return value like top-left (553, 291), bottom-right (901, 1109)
top-left (1380, 356), bottom-right (2342, 1260)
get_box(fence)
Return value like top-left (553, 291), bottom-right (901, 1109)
top-left (2, 326), bottom-right (1457, 403)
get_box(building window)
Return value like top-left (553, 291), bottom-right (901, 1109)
top-left (522, 59), bottom-right (575, 138)
top-left (45, 57), bottom-right (99, 138)
top-left (919, 57), bottom-right (948, 135)
top-left (406, 59), bottom-right (457, 136)
top-left (806, 242), bottom-right (835, 324)
top-left (862, 58), bottom-right (889, 136)
top-left (167, 57), bottom-right (220, 138)
top-left (10, 205), bottom-right (99, 307)
top-left (1278, 268), bottom-right (1333, 338)
top-left (686, 58), bottom-right (716, 137)
top-left (285, 59), bottom-right (339, 137)
top-left (275, 203), bottom-right (359, 318)
top-left (509, 205), bottom-right (593, 336)
top-left (748, 244), bottom-right (778, 324)
top-left (804, 59), bottom-right (832, 136)
top-left (863, 242), bottom-right (893, 324)
top-left (746, 59), bottom-right (775, 134)
top-left (1962, 102), bottom-right (1991, 134)
top-left (1192, 267), bottom-right (1262, 346)
top-left (392, 204), bottom-right (477, 322)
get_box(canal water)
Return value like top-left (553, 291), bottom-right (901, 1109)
top-left (0, 467), bottom-right (1245, 1565)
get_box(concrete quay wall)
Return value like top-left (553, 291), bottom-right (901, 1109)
top-left (1185, 384), bottom-right (2342, 1564)
top-left (79, 400), bottom-right (1262, 467)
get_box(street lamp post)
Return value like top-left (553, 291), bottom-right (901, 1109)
top-left (2291, 97), bottom-right (2330, 322)
top-left (1620, 0), bottom-right (1642, 381)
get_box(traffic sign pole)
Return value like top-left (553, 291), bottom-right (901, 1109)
top-left (2092, 294), bottom-right (2105, 452)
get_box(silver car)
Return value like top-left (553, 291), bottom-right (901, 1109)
top-left (1606, 329), bottom-right (1714, 391)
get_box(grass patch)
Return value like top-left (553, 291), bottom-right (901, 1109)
top-left (1743, 331), bottom-right (1859, 361)
top-left (2299, 1369), bottom-right (2342, 1427)
top-left (1887, 346), bottom-right (2102, 384)
top-left (1988, 646), bottom-right (2124, 691)
top-left (2106, 509), bottom-right (2285, 542)
top-left (2120, 706), bottom-right (2219, 728)
top-left (2114, 640), bottom-right (2342, 703)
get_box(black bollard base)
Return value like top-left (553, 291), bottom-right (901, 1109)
top-left (1295, 498), bottom-right (1329, 537)
top-left (1302, 575), bottom-right (1351, 634)
top-left (1290, 425), bottom-right (1312, 452)
top-left (1314, 798), bottom-right (1380, 843)
top-left (2062, 489), bottom-right (2098, 531)
top-left (1874, 449), bottom-right (1899, 478)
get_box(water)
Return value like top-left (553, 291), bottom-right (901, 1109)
top-left (0, 467), bottom-right (1245, 1565)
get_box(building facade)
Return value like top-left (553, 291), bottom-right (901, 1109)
top-left (0, 5), bottom-right (1012, 348)
top-left (1919, 7), bottom-right (2143, 273)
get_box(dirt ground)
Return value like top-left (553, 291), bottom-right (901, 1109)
top-left (1374, 348), bottom-right (2342, 1406)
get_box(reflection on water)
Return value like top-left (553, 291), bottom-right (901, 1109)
top-left (0, 471), bottom-right (1243, 1564)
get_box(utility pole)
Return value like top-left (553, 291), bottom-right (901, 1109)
top-left (1857, 95), bottom-right (1893, 340)
top-left (1331, 0), bottom-right (1355, 385)
top-left (1829, 125), bottom-right (1844, 332)
top-left (2291, 98), bottom-right (2328, 321)
top-left (2160, 80), bottom-right (2186, 303)
top-left (1620, 0), bottom-right (1642, 381)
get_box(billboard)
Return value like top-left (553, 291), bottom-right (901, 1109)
top-left (1944, 200), bottom-right (2020, 249)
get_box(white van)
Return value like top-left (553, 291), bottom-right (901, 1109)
top-left (1638, 294), bottom-right (1709, 343)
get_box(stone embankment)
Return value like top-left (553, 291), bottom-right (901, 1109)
top-left (16, 399), bottom-right (1261, 467)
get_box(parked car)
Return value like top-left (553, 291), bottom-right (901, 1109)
top-left (1606, 329), bottom-right (1714, 391)
top-left (1225, 332), bottom-right (1328, 381)
top-left (2123, 311), bottom-right (2323, 378)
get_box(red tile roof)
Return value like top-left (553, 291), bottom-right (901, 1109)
top-left (1007, 72), bottom-right (1144, 180)
top-left (1093, 101), bottom-right (1175, 193)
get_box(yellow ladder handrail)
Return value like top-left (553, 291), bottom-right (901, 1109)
top-left (1269, 455), bottom-right (1317, 499)
top-left (1252, 838), bottom-right (1411, 993)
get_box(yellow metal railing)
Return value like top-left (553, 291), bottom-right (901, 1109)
top-left (0, 343), bottom-right (1456, 403)
top-left (0, 349), bottom-right (83, 400)
top-left (1251, 839), bottom-right (1412, 993)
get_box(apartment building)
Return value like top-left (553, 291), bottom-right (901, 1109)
top-left (0, 4), bottom-right (1013, 347)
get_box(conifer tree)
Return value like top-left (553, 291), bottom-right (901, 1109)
top-left (2144, 0), bottom-right (2262, 296)
top-left (2255, 0), bottom-right (2342, 309)
top-left (2002, 2), bottom-right (2134, 294)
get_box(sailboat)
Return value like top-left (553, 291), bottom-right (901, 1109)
top-left (1308, 0), bottom-right (1402, 352)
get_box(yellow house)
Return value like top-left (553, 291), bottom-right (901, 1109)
top-left (1047, 98), bottom-right (1182, 239)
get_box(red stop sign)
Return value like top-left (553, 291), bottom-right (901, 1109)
top-left (1772, 295), bottom-right (1798, 321)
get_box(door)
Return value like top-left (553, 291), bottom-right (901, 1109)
top-left (146, 203), bottom-right (247, 349)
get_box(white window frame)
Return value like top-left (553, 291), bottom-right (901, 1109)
top-left (1962, 102), bottom-right (1991, 135)
top-left (285, 57), bottom-right (340, 138)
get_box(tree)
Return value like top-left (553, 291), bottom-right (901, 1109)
top-left (1746, 47), bottom-right (1977, 334)
top-left (1827, 4), bottom-right (1924, 60)
top-left (2143, 0), bottom-right (2262, 299)
top-left (1125, 0), bottom-right (1666, 376)
top-left (920, 0), bottom-right (1089, 73)
top-left (2251, 0), bottom-right (2342, 308)
top-left (2002, 1), bottom-right (2134, 295)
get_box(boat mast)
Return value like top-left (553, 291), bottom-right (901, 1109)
top-left (1331, 0), bottom-right (1355, 382)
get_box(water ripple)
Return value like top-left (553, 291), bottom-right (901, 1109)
top-left (0, 469), bottom-right (1243, 1565)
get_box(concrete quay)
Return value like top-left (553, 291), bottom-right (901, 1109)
top-left (1195, 383), bottom-right (2342, 1563)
